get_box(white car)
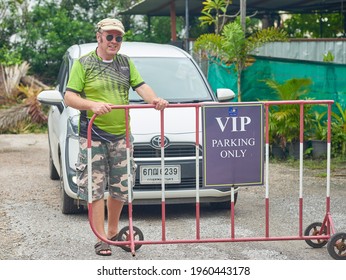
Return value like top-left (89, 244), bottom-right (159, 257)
top-left (38, 42), bottom-right (237, 214)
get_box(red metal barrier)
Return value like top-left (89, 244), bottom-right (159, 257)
top-left (86, 100), bottom-right (345, 259)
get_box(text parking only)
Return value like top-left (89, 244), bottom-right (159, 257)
top-left (202, 103), bottom-right (264, 188)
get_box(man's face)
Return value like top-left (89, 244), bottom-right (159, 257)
top-left (97, 30), bottom-right (123, 57)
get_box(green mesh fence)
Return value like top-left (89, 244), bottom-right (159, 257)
top-left (207, 56), bottom-right (346, 108)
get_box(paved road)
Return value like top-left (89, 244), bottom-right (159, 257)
top-left (0, 133), bottom-right (345, 261)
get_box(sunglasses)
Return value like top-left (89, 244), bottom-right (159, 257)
top-left (105, 34), bottom-right (123, 42)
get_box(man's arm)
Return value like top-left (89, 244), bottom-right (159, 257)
top-left (135, 84), bottom-right (168, 110)
top-left (64, 90), bottom-right (112, 115)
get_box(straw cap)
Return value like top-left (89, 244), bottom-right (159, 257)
top-left (97, 18), bottom-right (125, 35)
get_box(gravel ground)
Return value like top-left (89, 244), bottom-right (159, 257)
top-left (0, 133), bottom-right (345, 261)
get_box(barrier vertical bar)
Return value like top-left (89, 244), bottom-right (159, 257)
top-left (231, 187), bottom-right (235, 238)
top-left (87, 118), bottom-right (94, 205)
top-left (87, 114), bottom-right (98, 239)
top-left (326, 103), bottom-right (332, 207)
top-left (265, 104), bottom-right (270, 237)
top-left (299, 103), bottom-right (304, 236)
top-left (160, 109), bottom-right (166, 241)
top-left (326, 103), bottom-right (334, 234)
top-left (195, 105), bottom-right (201, 240)
top-left (125, 108), bottom-right (136, 255)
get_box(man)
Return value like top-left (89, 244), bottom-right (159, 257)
top-left (64, 18), bottom-right (168, 256)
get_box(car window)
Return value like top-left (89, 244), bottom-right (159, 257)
top-left (129, 57), bottom-right (213, 103)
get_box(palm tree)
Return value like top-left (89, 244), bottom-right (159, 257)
top-left (193, 20), bottom-right (287, 101)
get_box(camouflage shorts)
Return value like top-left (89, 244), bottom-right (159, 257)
top-left (75, 137), bottom-right (136, 202)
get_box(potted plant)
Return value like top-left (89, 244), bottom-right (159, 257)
top-left (268, 110), bottom-right (287, 159)
top-left (264, 78), bottom-right (314, 159)
top-left (309, 110), bottom-right (328, 159)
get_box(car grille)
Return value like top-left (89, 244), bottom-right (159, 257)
top-left (134, 143), bottom-right (202, 158)
top-left (134, 177), bottom-right (203, 190)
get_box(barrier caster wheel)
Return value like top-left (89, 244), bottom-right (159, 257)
top-left (117, 226), bottom-right (144, 253)
top-left (327, 232), bottom-right (346, 260)
top-left (304, 222), bottom-right (328, 248)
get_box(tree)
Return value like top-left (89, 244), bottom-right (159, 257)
top-left (17, 1), bottom-right (96, 83)
top-left (0, 0), bottom-right (29, 66)
top-left (282, 13), bottom-right (345, 38)
top-left (194, 19), bottom-right (288, 101)
top-left (199, 0), bottom-right (233, 34)
top-left (194, 0), bottom-right (288, 101)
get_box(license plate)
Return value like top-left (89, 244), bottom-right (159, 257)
top-left (140, 165), bottom-right (181, 184)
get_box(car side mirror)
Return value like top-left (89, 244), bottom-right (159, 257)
top-left (216, 88), bottom-right (236, 102)
top-left (37, 90), bottom-right (64, 113)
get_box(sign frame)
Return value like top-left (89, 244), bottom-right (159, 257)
top-left (202, 103), bottom-right (264, 188)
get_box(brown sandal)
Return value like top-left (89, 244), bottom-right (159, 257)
top-left (109, 234), bottom-right (119, 242)
top-left (94, 241), bottom-right (112, 256)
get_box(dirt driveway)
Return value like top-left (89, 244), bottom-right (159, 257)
top-left (0, 133), bottom-right (345, 260)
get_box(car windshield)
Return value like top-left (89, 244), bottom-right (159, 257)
top-left (129, 57), bottom-right (214, 103)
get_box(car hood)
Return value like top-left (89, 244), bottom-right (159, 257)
top-left (130, 107), bottom-right (202, 143)
top-left (68, 106), bottom-right (203, 143)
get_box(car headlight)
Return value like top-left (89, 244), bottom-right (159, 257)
top-left (72, 175), bottom-right (77, 184)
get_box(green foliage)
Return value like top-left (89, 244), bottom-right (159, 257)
top-left (199, 0), bottom-right (232, 34)
top-left (264, 78), bottom-right (314, 147)
top-left (323, 51), bottom-right (335, 62)
top-left (193, 33), bottom-right (224, 59)
top-left (331, 102), bottom-right (346, 157)
top-left (194, 19), bottom-right (288, 101)
top-left (125, 16), bottom-right (183, 44)
top-left (0, 0), bottom-right (24, 64)
top-left (263, 78), bottom-right (312, 100)
top-left (221, 21), bottom-right (246, 63)
top-left (0, 0), bottom-right (187, 85)
top-left (282, 13), bottom-right (345, 38)
top-left (17, 2), bottom-right (96, 84)
top-left (0, 47), bottom-right (22, 66)
top-left (194, 21), bottom-right (288, 66)
top-left (310, 110), bottom-right (327, 141)
top-left (246, 27), bottom-right (288, 52)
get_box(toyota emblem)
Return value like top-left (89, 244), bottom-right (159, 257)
top-left (150, 135), bottom-right (169, 149)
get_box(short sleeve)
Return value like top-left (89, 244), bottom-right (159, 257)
top-left (66, 59), bottom-right (85, 94)
top-left (128, 59), bottom-right (145, 89)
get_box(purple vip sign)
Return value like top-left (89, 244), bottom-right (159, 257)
top-left (202, 103), bottom-right (264, 188)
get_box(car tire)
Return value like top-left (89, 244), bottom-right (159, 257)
top-left (47, 133), bottom-right (59, 180)
top-left (210, 192), bottom-right (238, 210)
top-left (49, 150), bottom-right (60, 180)
top-left (60, 162), bottom-right (83, 214)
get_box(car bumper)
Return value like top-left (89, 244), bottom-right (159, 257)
top-left (65, 136), bottom-right (238, 205)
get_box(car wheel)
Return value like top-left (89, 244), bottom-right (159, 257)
top-left (60, 163), bottom-right (83, 214)
top-left (49, 150), bottom-right (60, 180)
top-left (210, 192), bottom-right (238, 210)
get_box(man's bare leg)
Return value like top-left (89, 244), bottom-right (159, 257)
top-left (92, 198), bottom-right (111, 255)
top-left (107, 196), bottom-right (124, 239)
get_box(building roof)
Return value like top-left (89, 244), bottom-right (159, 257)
top-left (120, 0), bottom-right (345, 16)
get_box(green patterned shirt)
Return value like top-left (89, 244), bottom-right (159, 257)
top-left (66, 49), bottom-right (144, 141)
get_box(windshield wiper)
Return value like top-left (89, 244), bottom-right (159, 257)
top-left (129, 100), bottom-right (145, 103)
top-left (178, 99), bottom-right (212, 103)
